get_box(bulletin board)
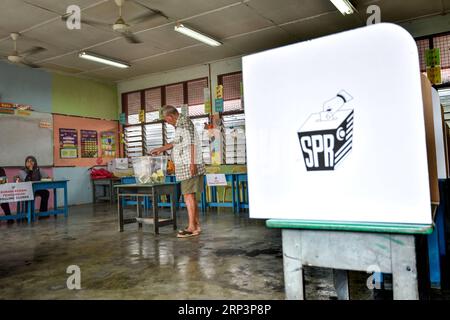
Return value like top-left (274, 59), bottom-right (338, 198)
top-left (0, 111), bottom-right (53, 166)
top-left (53, 114), bottom-right (119, 167)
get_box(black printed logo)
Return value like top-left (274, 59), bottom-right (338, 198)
top-left (298, 90), bottom-right (354, 171)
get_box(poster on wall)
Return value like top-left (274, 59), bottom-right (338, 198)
top-left (101, 131), bottom-right (116, 158)
top-left (59, 128), bottom-right (78, 159)
top-left (80, 130), bottom-right (98, 158)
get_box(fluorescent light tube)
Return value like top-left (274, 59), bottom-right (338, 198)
top-left (78, 51), bottom-right (130, 68)
top-left (174, 23), bottom-right (222, 47)
top-left (329, 0), bottom-right (355, 15)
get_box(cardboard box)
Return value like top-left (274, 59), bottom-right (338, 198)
top-left (107, 158), bottom-right (129, 172)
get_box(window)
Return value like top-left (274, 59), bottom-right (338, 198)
top-left (220, 72), bottom-right (243, 112)
top-left (223, 113), bottom-right (246, 164)
top-left (165, 83), bottom-right (184, 108)
top-left (144, 123), bottom-right (164, 154)
top-left (145, 87), bottom-right (162, 122)
top-left (191, 117), bottom-right (211, 165)
top-left (188, 78), bottom-right (208, 117)
top-left (125, 92), bottom-right (141, 125)
top-left (218, 72), bottom-right (246, 164)
top-left (416, 39), bottom-right (430, 73)
top-left (122, 78), bottom-right (210, 162)
top-left (124, 126), bottom-right (143, 158)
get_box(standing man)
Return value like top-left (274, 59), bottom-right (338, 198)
top-left (150, 105), bottom-right (205, 238)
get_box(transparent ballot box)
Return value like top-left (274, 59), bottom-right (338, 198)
top-left (131, 156), bottom-right (168, 184)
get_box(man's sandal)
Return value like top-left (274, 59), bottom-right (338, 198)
top-left (177, 229), bottom-right (200, 238)
top-left (179, 226), bottom-right (201, 235)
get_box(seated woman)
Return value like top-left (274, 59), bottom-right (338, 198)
top-left (18, 156), bottom-right (50, 214)
top-left (0, 166), bottom-right (12, 222)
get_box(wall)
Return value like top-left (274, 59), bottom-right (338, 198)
top-left (400, 14), bottom-right (450, 38)
top-left (0, 61), bottom-right (52, 113)
top-left (53, 73), bottom-right (118, 120)
top-left (53, 167), bottom-right (92, 206)
top-left (117, 56), bottom-right (243, 114)
top-left (53, 114), bottom-right (119, 167)
top-left (0, 61), bottom-right (118, 207)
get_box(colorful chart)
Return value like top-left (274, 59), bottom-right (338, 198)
top-left (59, 128), bottom-right (78, 159)
top-left (101, 131), bottom-right (116, 158)
top-left (81, 130), bottom-right (98, 158)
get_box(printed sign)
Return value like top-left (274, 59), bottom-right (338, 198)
top-left (425, 48), bottom-right (441, 67)
top-left (80, 130), bottom-right (98, 158)
top-left (60, 148), bottom-right (78, 159)
top-left (425, 48), bottom-right (442, 85)
top-left (139, 109), bottom-right (145, 123)
top-left (204, 88), bottom-right (212, 114)
top-left (101, 131), bottom-right (116, 158)
top-left (214, 98), bottom-right (224, 113)
top-left (0, 182), bottom-right (34, 204)
top-left (59, 128), bottom-right (78, 159)
top-left (243, 23), bottom-right (432, 225)
top-left (17, 110), bottom-right (31, 117)
top-left (181, 104), bottom-right (188, 117)
top-left (206, 174), bottom-right (228, 186)
top-left (216, 85), bottom-right (224, 99)
top-left (427, 66), bottom-right (442, 85)
top-left (39, 120), bottom-right (52, 128)
top-left (298, 90), bottom-right (354, 171)
top-left (119, 113), bottom-right (127, 125)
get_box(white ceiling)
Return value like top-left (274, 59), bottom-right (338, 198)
top-left (0, 0), bottom-right (448, 83)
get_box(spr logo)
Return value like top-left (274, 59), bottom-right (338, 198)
top-left (298, 90), bottom-right (354, 171)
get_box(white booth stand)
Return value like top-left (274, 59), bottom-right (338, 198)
top-left (243, 24), bottom-right (440, 300)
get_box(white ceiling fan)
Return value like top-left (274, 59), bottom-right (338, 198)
top-left (1, 33), bottom-right (46, 68)
top-left (24, 0), bottom-right (169, 44)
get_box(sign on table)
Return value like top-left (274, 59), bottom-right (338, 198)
top-left (0, 182), bottom-right (34, 204)
top-left (206, 174), bottom-right (228, 186)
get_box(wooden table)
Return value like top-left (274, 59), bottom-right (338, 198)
top-left (267, 219), bottom-right (433, 300)
top-left (115, 182), bottom-right (179, 234)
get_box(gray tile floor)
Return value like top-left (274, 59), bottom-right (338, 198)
top-left (0, 203), bottom-right (448, 300)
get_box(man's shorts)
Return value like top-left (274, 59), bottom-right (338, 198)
top-left (181, 174), bottom-right (204, 195)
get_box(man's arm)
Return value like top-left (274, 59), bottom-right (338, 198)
top-left (149, 143), bottom-right (173, 156)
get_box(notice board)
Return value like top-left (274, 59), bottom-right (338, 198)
top-left (0, 111), bottom-right (53, 166)
top-left (53, 114), bottom-right (119, 167)
top-left (243, 23), bottom-right (432, 225)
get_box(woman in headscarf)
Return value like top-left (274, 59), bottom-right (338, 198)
top-left (18, 156), bottom-right (50, 214)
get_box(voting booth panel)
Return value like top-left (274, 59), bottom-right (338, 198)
top-left (243, 23), bottom-right (432, 225)
top-left (431, 87), bottom-right (448, 180)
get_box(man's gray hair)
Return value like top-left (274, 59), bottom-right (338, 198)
top-left (161, 105), bottom-right (179, 117)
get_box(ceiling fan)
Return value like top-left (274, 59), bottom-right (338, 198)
top-left (24, 0), bottom-right (169, 44)
top-left (1, 33), bottom-right (46, 68)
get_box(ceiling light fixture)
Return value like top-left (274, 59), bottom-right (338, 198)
top-left (174, 23), bottom-right (222, 47)
top-left (329, 0), bottom-right (355, 15)
top-left (78, 51), bottom-right (130, 68)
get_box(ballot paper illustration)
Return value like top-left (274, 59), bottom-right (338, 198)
top-left (298, 90), bottom-right (354, 171)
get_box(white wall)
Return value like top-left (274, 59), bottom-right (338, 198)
top-left (117, 56), bottom-right (243, 111)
